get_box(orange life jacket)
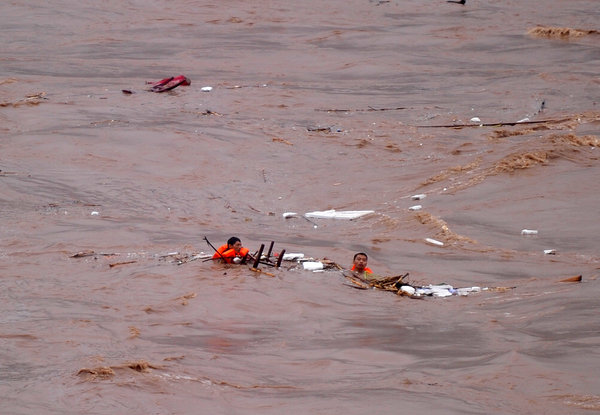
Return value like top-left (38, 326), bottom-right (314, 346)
top-left (213, 244), bottom-right (250, 264)
top-left (351, 264), bottom-right (373, 274)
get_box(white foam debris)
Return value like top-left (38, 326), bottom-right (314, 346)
top-left (400, 285), bottom-right (416, 295)
top-left (409, 205), bottom-right (422, 211)
top-left (521, 229), bottom-right (538, 235)
top-left (304, 210), bottom-right (374, 220)
top-left (302, 261), bottom-right (324, 271)
top-left (411, 194), bottom-right (426, 200)
top-left (425, 238), bottom-right (444, 246)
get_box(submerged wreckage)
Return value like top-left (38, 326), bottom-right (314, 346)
top-left (71, 238), bottom-right (526, 300)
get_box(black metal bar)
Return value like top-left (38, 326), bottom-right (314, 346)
top-left (204, 236), bottom-right (227, 262)
top-left (252, 244), bottom-right (265, 269)
top-left (276, 249), bottom-right (285, 268)
top-left (266, 241), bottom-right (275, 259)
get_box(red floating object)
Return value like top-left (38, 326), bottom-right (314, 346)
top-left (147, 75), bottom-right (191, 93)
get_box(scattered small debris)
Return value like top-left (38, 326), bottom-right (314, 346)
top-left (304, 210), bottom-right (374, 220)
top-left (147, 75), bottom-right (191, 93)
top-left (200, 109), bottom-right (222, 116)
top-left (521, 229), bottom-right (538, 235)
top-left (272, 137), bottom-right (293, 145)
top-left (315, 106), bottom-right (406, 113)
top-left (425, 238), bottom-right (444, 247)
top-left (307, 126), bottom-right (332, 132)
top-left (415, 117), bottom-right (571, 128)
top-left (559, 275), bottom-right (583, 283)
top-left (71, 250), bottom-right (118, 258)
top-left (109, 260), bottom-right (137, 268)
top-left (0, 92), bottom-right (47, 107)
top-left (528, 26), bottom-right (599, 39)
top-left (77, 366), bottom-right (115, 379)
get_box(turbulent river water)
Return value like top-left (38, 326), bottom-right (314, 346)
top-left (1, 1), bottom-right (599, 414)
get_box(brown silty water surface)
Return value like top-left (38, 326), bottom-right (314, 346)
top-left (1, 1), bottom-right (599, 414)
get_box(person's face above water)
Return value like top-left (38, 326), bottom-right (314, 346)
top-left (230, 240), bottom-right (243, 252)
top-left (353, 254), bottom-right (368, 271)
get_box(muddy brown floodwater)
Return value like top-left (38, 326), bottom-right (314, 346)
top-left (1, 1), bottom-right (599, 414)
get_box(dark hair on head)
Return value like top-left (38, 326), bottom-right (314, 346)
top-left (227, 236), bottom-right (241, 246)
top-left (353, 252), bottom-right (368, 261)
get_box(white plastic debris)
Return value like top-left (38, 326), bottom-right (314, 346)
top-left (425, 238), bottom-right (444, 246)
top-left (543, 249), bottom-right (556, 255)
top-left (470, 117), bottom-right (481, 123)
top-left (416, 284), bottom-right (454, 297)
top-left (302, 261), bottom-right (324, 271)
top-left (411, 194), bottom-right (426, 200)
top-left (400, 285), bottom-right (416, 296)
top-left (521, 229), bottom-right (538, 235)
top-left (456, 287), bottom-right (481, 296)
top-left (91, 211), bottom-right (100, 216)
top-left (282, 253), bottom-right (304, 261)
top-left (517, 117), bottom-right (530, 123)
top-left (201, 86), bottom-right (213, 92)
top-left (409, 205), bottom-right (422, 211)
top-left (402, 284), bottom-right (485, 298)
top-left (304, 210), bottom-right (374, 220)
top-left (433, 290), bottom-right (453, 298)
top-left (282, 212), bottom-right (299, 219)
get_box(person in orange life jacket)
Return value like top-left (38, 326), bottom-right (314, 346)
top-left (351, 252), bottom-right (374, 279)
top-left (213, 236), bottom-right (251, 264)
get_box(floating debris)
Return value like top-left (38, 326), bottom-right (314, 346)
top-left (304, 210), bottom-right (374, 220)
top-left (559, 275), bottom-right (582, 283)
top-left (344, 270), bottom-right (515, 299)
top-left (307, 126), bottom-right (332, 132)
top-left (527, 26), bottom-right (600, 39)
top-left (303, 261), bottom-right (324, 271)
top-left (315, 106), bottom-right (406, 113)
top-left (521, 229), bottom-right (538, 235)
top-left (109, 260), bottom-right (137, 268)
top-left (147, 75), bottom-right (191, 93)
top-left (282, 253), bottom-right (304, 261)
top-left (0, 92), bottom-right (47, 107)
top-left (425, 238), bottom-right (444, 247)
